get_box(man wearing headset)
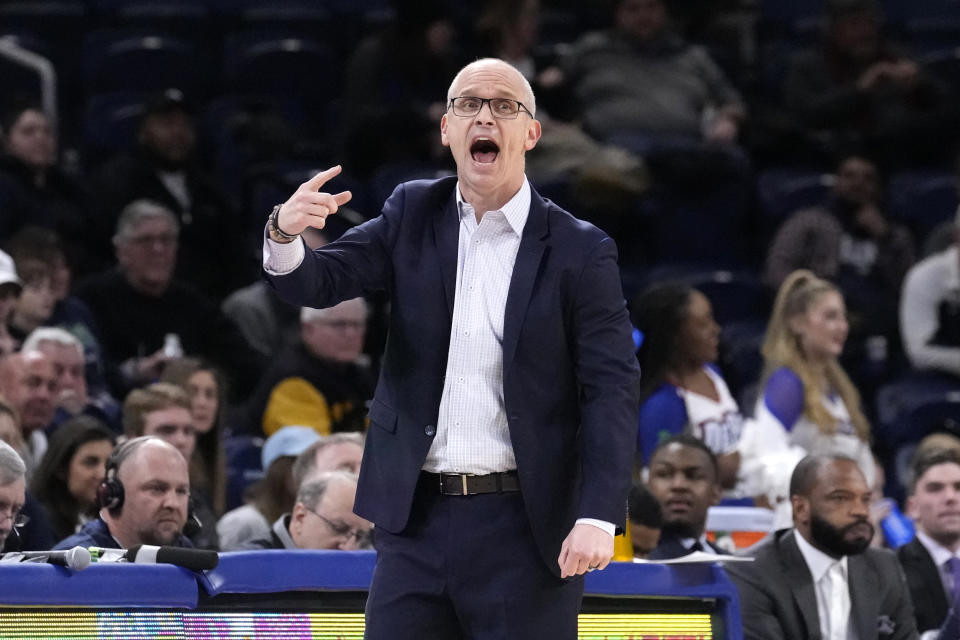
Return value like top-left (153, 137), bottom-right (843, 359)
top-left (52, 436), bottom-right (192, 550)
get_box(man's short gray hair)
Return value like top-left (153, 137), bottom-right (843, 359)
top-left (114, 199), bottom-right (179, 243)
top-left (446, 58), bottom-right (537, 118)
top-left (296, 470), bottom-right (358, 511)
top-left (292, 432), bottom-right (365, 487)
top-left (0, 440), bottom-right (26, 486)
top-left (21, 327), bottom-right (83, 358)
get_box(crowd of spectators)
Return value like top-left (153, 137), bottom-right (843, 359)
top-left (0, 0), bottom-right (959, 635)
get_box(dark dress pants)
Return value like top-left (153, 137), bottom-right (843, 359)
top-left (364, 476), bottom-right (584, 639)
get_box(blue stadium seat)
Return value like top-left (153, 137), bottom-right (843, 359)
top-left (757, 0), bottom-right (826, 42)
top-left (368, 162), bottom-right (455, 212)
top-left (756, 168), bottom-right (834, 225)
top-left (0, 1), bottom-right (89, 39)
top-left (222, 32), bottom-right (338, 104)
top-left (637, 184), bottom-right (750, 267)
top-left (884, 0), bottom-right (960, 52)
top-left (81, 29), bottom-right (202, 95)
top-left (888, 170), bottom-right (959, 243)
top-left (632, 266), bottom-right (770, 325)
top-left (81, 91), bottom-right (147, 169)
top-left (199, 93), bottom-right (307, 194)
top-left (920, 48), bottom-right (960, 90)
top-left (875, 371), bottom-right (960, 449)
top-left (223, 435), bottom-right (265, 512)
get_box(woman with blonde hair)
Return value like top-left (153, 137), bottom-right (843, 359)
top-left (741, 270), bottom-right (874, 523)
top-left (739, 269), bottom-right (875, 527)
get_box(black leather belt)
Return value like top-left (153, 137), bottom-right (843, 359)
top-left (421, 471), bottom-right (520, 496)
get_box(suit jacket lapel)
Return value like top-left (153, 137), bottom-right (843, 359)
top-left (906, 538), bottom-right (950, 614)
top-left (849, 553), bottom-right (879, 639)
top-left (432, 192), bottom-right (459, 318)
top-left (502, 190), bottom-right (549, 369)
top-left (781, 531), bottom-right (824, 640)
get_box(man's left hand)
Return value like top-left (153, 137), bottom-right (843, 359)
top-left (558, 523), bottom-right (614, 578)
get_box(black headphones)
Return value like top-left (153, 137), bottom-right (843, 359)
top-left (97, 437), bottom-right (150, 514)
top-left (96, 437), bottom-right (197, 534)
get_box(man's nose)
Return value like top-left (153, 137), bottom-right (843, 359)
top-left (475, 101), bottom-right (495, 123)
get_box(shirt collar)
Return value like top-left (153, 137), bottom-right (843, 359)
top-left (795, 528), bottom-right (848, 582)
top-left (678, 534), bottom-right (715, 554)
top-left (455, 178), bottom-right (531, 237)
top-left (274, 514), bottom-right (298, 549)
top-left (916, 529), bottom-right (960, 567)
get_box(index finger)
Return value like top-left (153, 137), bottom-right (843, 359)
top-left (301, 165), bottom-right (343, 192)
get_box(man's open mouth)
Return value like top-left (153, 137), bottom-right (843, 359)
top-left (471, 138), bottom-right (499, 163)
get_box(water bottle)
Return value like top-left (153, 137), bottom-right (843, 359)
top-left (879, 498), bottom-right (915, 549)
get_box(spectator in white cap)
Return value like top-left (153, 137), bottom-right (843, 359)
top-left (215, 425), bottom-right (320, 550)
top-left (0, 250), bottom-right (22, 357)
top-left (900, 206), bottom-right (960, 378)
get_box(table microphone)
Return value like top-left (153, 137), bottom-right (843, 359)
top-left (125, 545), bottom-right (219, 571)
top-left (15, 546), bottom-right (92, 570)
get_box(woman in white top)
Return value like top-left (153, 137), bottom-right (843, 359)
top-left (745, 270), bottom-right (874, 525)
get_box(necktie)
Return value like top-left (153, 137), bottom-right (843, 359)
top-left (947, 557), bottom-right (960, 602)
top-left (824, 561), bottom-right (851, 640)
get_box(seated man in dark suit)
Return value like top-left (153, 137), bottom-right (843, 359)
top-left (727, 454), bottom-right (918, 640)
top-left (899, 448), bottom-right (960, 638)
top-left (245, 471), bottom-right (371, 551)
top-left (53, 436), bottom-right (192, 550)
top-left (646, 435), bottom-right (722, 558)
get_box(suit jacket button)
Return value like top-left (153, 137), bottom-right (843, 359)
top-left (424, 424), bottom-right (436, 436)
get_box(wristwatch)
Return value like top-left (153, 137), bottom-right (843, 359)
top-left (268, 204), bottom-right (299, 242)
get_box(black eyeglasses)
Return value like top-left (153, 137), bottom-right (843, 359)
top-left (307, 509), bottom-right (371, 547)
top-left (448, 96), bottom-right (531, 119)
top-left (0, 502), bottom-right (29, 529)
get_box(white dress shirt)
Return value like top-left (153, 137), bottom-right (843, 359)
top-left (795, 531), bottom-right (857, 640)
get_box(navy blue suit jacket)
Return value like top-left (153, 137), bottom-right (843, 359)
top-left (265, 177), bottom-right (640, 574)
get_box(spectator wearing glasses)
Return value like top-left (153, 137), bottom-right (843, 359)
top-left (0, 439), bottom-right (27, 551)
top-left (244, 298), bottom-right (373, 437)
top-left (244, 471), bottom-right (371, 551)
top-left (75, 200), bottom-right (263, 401)
top-left (216, 425), bottom-right (320, 551)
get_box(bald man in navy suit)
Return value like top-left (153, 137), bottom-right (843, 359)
top-left (261, 58), bottom-right (640, 639)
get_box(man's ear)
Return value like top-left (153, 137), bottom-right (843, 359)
top-left (290, 503), bottom-right (306, 535)
top-left (905, 494), bottom-right (918, 520)
top-left (440, 113), bottom-right (449, 148)
top-left (524, 119), bottom-right (541, 152)
top-left (791, 495), bottom-right (809, 526)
